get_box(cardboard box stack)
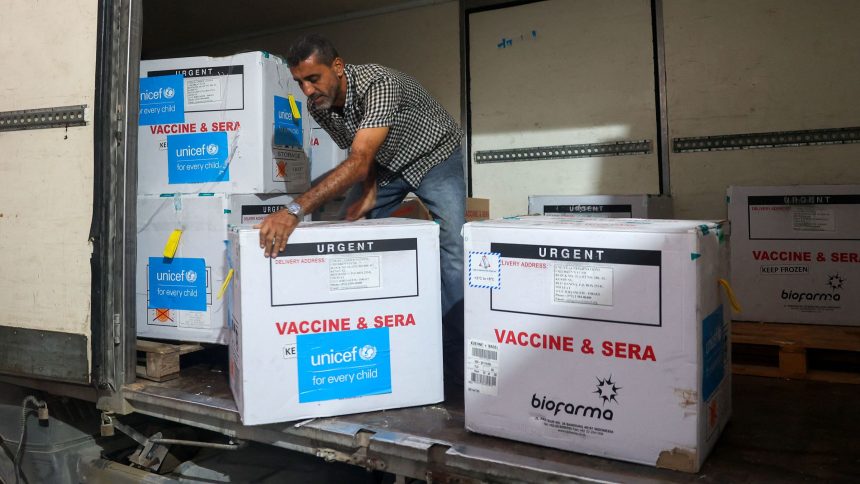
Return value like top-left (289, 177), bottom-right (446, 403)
top-left (463, 216), bottom-right (731, 472)
top-left (528, 195), bottom-right (673, 218)
top-left (136, 52), bottom-right (331, 343)
top-left (138, 51), bottom-right (311, 195)
top-left (228, 218), bottom-right (444, 425)
top-left (728, 185), bottom-right (860, 326)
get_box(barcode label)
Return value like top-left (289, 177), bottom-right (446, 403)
top-left (467, 339), bottom-right (500, 396)
top-left (471, 347), bottom-right (498, 360)
top-left (470, 373), bottom-right (497, 387)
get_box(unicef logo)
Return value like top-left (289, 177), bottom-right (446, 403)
top-left (163, 86), bottom-right (175, 99)
top-left (206, 143), bottom-right (219, 156)
top-left (185, 270), bottom-right (198, 283)
top-left (358, 345), bottom-right (377, 361)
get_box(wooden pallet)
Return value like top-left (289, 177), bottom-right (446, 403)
top-left (732, 321), bottom-right (860, 384)
top-left (136, 339), bottom-right (204, 382)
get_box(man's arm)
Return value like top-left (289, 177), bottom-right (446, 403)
top-left (344, 163), bottom-right (378, 221)
top-left (256, 126), bottom-right (389, 257)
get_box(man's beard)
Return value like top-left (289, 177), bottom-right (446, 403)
top-left (311, 94), bottom-right (333, 110)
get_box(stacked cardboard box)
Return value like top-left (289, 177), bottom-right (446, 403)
top-left (136, 52), bottom-right (335, 343)
top-left (728, 185), bottom-right (860, 325)
top-left (138, 51), bottom-right (311, 195)
top-left (136, 193), bottom-right (298, 344)
top-left (528, 195), bottom-right (672, 218)
top-left (463, 216), bottom-right (731, 472)
top-left (228, 219), bottom-right (444, 424)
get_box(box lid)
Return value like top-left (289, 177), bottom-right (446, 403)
top-left (465, 216), bottom-right (724, 234)
top-left (232, 217), bottom-right (438, 234)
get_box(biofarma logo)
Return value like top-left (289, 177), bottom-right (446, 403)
top-left (530, 375), bottom-right (621, 421)
top-left (780, 273), bottom-right (845, 303)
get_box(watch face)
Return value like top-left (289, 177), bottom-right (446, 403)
top-left (287, 202), bottom-right (302, 217)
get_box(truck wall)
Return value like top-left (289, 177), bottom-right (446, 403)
top-left (0, 0), bottom-right (96, 362)
top-left (141, 0), bottom-right (860, 219)
top-left (158, 1), bottom-right (462, 122)
top-left (664, 0), bottom-right (860, 219)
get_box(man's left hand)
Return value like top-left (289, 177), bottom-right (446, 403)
top-left (255, 210), bottom-right (300, 258)
top-left (345, 180), bottom-right (378, 221)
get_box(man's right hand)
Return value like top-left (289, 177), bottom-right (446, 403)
top-left (255, 210), bottom-right (300, 258)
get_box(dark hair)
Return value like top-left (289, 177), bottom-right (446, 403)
top-left (286, 33), bottom-right (339, 67)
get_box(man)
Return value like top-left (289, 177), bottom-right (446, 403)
top-left (257, 34), bottom-right (466, 394)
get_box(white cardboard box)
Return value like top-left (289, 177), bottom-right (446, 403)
top-left (228, 218), bottom-right (444, 425)
top-left (138, 52), bottom-right (311, 195)
top-left (136, 193), bottom-right (311, 344)
top-left (136, 194), bottom-right (230, 344)
top-left (226, 193), bottom-right (297, 227)
top-left (528, 195), bottom-right (673, 218)
top-left (728, 185), bottom-right (860, 325)
top-left (463, 216), bottom-right (731, 472)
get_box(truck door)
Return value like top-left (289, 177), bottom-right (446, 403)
top-left (468, 0), bottom-right (662, 217)
top-left (0, 0), bottom-right (139, 403)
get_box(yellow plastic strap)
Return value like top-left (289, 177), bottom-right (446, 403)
top-left (287, 94), bottom-right (301, 120)
top-left (217, 269), bottom-right (234, 300)
top-left (162, 229), bottom-right (183, 259)
top-left (718, 278), bottom-right (742, 313)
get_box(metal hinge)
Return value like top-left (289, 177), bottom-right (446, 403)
top-left (113, 314), bottom-right (121, 345)
top-left (0, 105), bottom-right (87, 131)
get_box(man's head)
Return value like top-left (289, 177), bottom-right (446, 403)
top-left (287, 34), bottom-right (346, 110)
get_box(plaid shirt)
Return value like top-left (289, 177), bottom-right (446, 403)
top-left (308, 64), bottom-right (463, 188)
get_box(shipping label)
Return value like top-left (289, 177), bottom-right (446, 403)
top-left (167, 132), bottom-right (230, 184)
top-left (148, 65), bottom-right (245, 112)
top-left (488, 243), bottom-right (662, 326)
top-left (240, 204), bottom-right (286, 225)
top-left (467, 339), bottom-right (499, 396)
top-left (296, 327), bottom-right (392, 403)
top-left (178, 309), bottom-right (211, 329)
top-left (139, 75), bottom-right (185, 125)
top-left (270, 238), bottom-right (418, 306)
top-left (329, 256), bottom-right (381, 291)
top-left (553, 263), bottom-right (613, 306)
top-left (747, 194), bottom-right (860, 240)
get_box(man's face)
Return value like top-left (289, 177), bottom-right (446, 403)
top-left (289, 53), bottom-right (345, 110)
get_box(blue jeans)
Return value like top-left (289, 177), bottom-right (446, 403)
top-left (342, 148), bottom-right (466, 389)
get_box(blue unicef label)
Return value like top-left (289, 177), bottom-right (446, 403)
top-left (296, 327), bottom-right (392, 403)
top-left (273, 96), bottom-right (303, 147)
top-left (139, 75), bottom-right (185, 125)
top-left (702, 305), bottom-right (726, 400)
top-left (167, 132), bottom-right (229, 184)
top-left (148, 257), bottom-right (207, 311)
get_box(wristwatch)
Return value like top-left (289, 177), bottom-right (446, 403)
top-left (284, 201), bottom-right (304, 220)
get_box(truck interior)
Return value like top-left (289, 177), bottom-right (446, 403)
top-left (1, 1), bottom-right (858, 482)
